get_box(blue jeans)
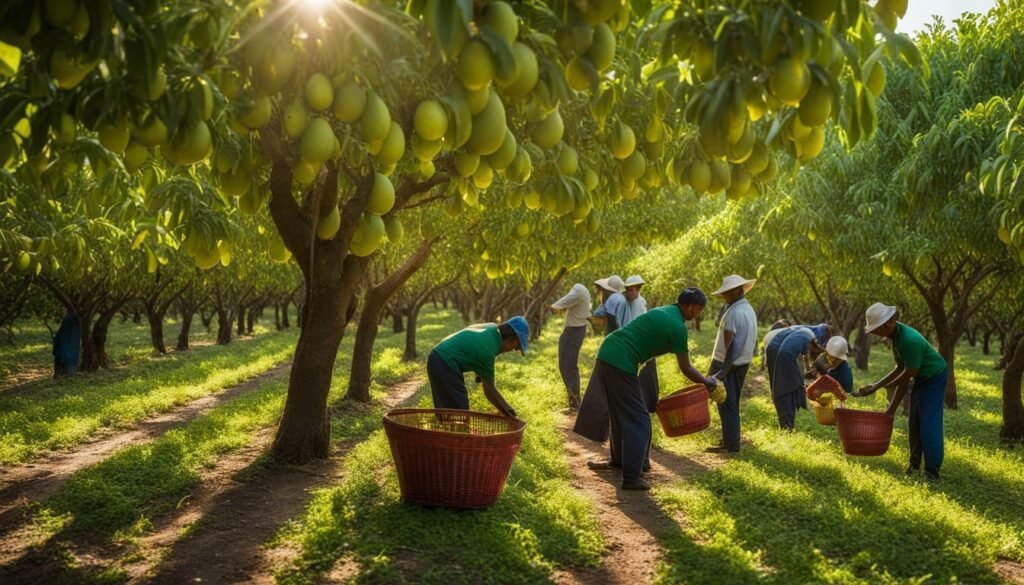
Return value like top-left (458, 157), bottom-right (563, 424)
top-left (709, 360), bottom-right (748, 451)
top-left (909, 369), bottom-right (947, 475)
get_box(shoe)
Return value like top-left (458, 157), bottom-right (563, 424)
top-left (621, 478), bottom-right (651, 491)
top-left (587, 459), bottom-right (621, 471)
top-left (924, 470), bottom-right (941, 482)
top-left (643, 460), bottom-right (651, 472)
top-left (905, 466), bottom-right (919, 476)
top-left (705, 445), bottom-right (739, 454)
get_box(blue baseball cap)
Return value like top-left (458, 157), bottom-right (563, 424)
top-left (504, 316), bottom-right (529, 355)
top-left (810, 324), bottom-right (831, 346)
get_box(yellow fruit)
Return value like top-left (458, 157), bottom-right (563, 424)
top-left (744, 141), bottom-right (770, 175)
top-left (333, 81), bottom-right (367, 122)
top-left (883, 261), bottom-right (894, 277)
top-left (467, 90), bottom-right (507, 155)
top-left (44, 0), bottom-right (77, 27)
top-left (808, 229), bottom-right (817, 241)
top-left (360, 91), bottom-right (391, 143)
top-left (133, 114), bottom-right (168, 147)
top-left (50, 48), bottom-right (96, 89)
top-left (385, 216), bottom-right (404, 242)
top-left (301, 118), bottom-right (336, 164)
top-left (305, 73), bottom-right (334, 112)
top-left (609, 122), bottom-right (636, 159)
top-left (374, 121), bottom-right (406, 166)
top-left (218, 240), bottom-right (232, 267)
top-left (587, 23), bottom-right (615, 72)
top-left (488, 129), bottom-right (517, 171)
top-left (508, 147), bottom-right (533, 182)
top-left (472, 158), bottom-right (494, 189)
top-left (530, 109), bottom-right (564, 148)
top-left (283, 100), bottom-right (309, 139)
top-left (998, 227), bottom-right (1012, 245)
top-left (789, 115), bottom-right (813, 141)
top-left (220, 169), bottom-right (249, 196)
top-left (465, 86), bottom-right (491, 114)
top-left (350, 212), bottom-right (386, 257)
top-left (54, 113), bottom-right (77, 144)
top-left (368, 172), bottom-right (395, 214)
top-left (565, 56), bottom-right (592, 91)
top-left (293, 160), bottom-right (320, 186)
top-left (195, 245), bottom-right (221, 270)
top-left (691, 42), bottom-right (714, 81)
top-left (524, 188), bottom-right (542, 209)
top-left (689, 160), bottom-right (712, 193)
top-left (889, 0), bottom-right (908, 18)
top-left (218, 71), bottom-right (242, 100)
top-left (269, 236), bottom-right (291, 263)
top-left (190, 78), bottom-right (214, 121)
top-left (15, 250), bottom-right (32, 273)
top-left (769, 56), bottom-right (811, 107)
top-left (558, 145), bottom-right (579, 175)
top-left (620, 150), bottom-right (646, 182)
top-left (709, 159), bottom-right (732, 193)
top-left (583, 166), bottom-right (599, 190)
top-left (457, 40), bottom-right (495, 91)
top-left (865, 62), bottom-right (886, 97)
top-left (317, 206), bottom-right (341, 240)
top-left (727, 124), bottom-right (755, 163)
top-left (166, 121), bottom-right (212, 165)
top-left (796, 125), bottom-right (825, 161)
top-left (501, 43), bottom-right (539, 97)
top-left (98, 116), bottom-right (131, 154)
top-left (578, 0), bottom-right (620, 23)
top-left (123, 141), bottom-right (148, 173)
top-left (455, 151), bottom-right (480, 177)
top-left (747, 89), bottom-right (768, 121)
top-left (254, 44), bottom-right (296, 94)
top-left (726, 166), bottom-right (751, 199)
top-left (799, 80), bottom-right (833, 126)
top-left (238, 94), bottom-right (272, 129)
top-left (482, 1), bottom-right (519, 44)
top-left (411, 134), bottom-right (443, 161)
top-left (414, 100), bottom-right (448, 141)
top-left (874, 0), bottom-right (897, 30)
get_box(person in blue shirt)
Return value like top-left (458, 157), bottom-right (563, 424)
top-left (809, 336), bottom-right (853, 395)
top-left (766, 324), bottom-right (831, 429)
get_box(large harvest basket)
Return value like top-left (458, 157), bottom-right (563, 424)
top-left (655, 385), bottom-right (711, 437)
top-left (383, 408), bottom-right (526, 509)
top-left (835, 407), bottom-right (894, 456)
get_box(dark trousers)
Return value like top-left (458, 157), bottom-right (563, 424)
top-left (597, 359), bottom-right (650, 482)
top-left (909, 369), bottom-right (947, 475)
top-left (709, 360), bottom-right (748, 451)
top-left (609, 360), bottom-right (656, 468)
top-left (558, 326), bottom-right (587, 407)
top-left (427, 350), bottom-right (469, 409)
top-left (772, 390), bottom-right (801, 430)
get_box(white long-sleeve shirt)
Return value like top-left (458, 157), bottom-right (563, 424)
top-left (551, 284), bottom-right (592, 328)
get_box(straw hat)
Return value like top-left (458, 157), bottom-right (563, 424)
top-left (624, 275), bottom-right (645, 288)
top-left (826, 337), bottom-right (849, 361)
top-left (712, 274), bottom-right (756, 296)
top-left (864, 303), bottom-right (898, 333)
top-left (594, 275), bottom-right (625, 294)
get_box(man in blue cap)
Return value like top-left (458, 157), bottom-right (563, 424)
top-left (426, 316), bottom-right (528, 418)
top-left (765, 323), bottom-right (832, 430)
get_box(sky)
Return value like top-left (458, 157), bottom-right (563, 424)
top-left (898, 0), bottom-right (998, 33)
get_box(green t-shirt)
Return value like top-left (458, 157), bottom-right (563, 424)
top-left (892, 322), bottom-right (946, 380)
top-left (433, 324), bottom-right (502, 382)
top-left (597, 305), bottom-right (689, 375)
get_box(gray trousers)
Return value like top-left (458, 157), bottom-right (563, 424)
top-left (558, 325), bottom-right (587, 407)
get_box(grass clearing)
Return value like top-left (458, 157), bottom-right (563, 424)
top-left (0, 328), bottom-right (298, 464)
top-left (274, 319), bottom-right (604, 585)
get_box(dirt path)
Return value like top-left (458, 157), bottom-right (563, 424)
top-left (118, 376), bottom-right (427, 584)
top-left (0, 361), bottom-right (292, 563)
top-left (552, 417), bottom-right (719, 585)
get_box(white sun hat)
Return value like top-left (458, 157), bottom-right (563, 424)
top-left (712, 274), bottom-right (756, 296)
top-left (624, 275), bottom-right (645, 288)
top-left (594, 275), bottom-right (625, 294)
top-left (826, 337), bottom-right (849, 361)
top-left (864, 303), bottom-right (898, 333)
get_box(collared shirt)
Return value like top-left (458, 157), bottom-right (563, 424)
top-left (597, 305), bottom-right (689, 375)
top-left (594, 292), bottom-right (627, 324)
top-left (433, 324), bottom-right (502, 382)
top-left (551, 283), bottom-right (592, 328)
top-left (712, 297), bottom-right (758, 365)
top-left (892, 322), bottom-right (946, 379)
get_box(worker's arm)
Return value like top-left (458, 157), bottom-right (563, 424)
top-left (710, 329), bottom-right (735, 378)
top-left (677, 352), bottom-right (717, 389)
top-left (881, 367), bottom-right (918, 416)
top-left (481, 378), bottom-right (517, 418)
top-left (856, 365), bottom-right (903, 396)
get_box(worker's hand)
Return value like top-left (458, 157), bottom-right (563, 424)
top-left (505, 407), bottom-right (518, 419)
top-left (853, 384), bottom-right (875, 397)
top-left (804, 369), bottom-right (817, 380)
top-left (703, 377), bottom-right (718, 391)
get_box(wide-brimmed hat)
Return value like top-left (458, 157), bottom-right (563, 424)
top-left (594, 275), bottom-right (624, 294)
top-left (624, 275), bottom-right (645, 288)
top-left (712, 274), bottom-right (756, 296)
top-left (504, 316), bottom-right (530, 355)
top-left (865, 303), bottom-right (897, 333)
top-left (826, 337), bottom-right (849, 361)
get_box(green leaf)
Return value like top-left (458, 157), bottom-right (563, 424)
top-left (479, 28), bottom-right (517, 83)
top-left (0, 41), bottom-right (21, 79)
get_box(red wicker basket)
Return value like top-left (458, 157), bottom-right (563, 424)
top-left (655, 385), bottom-right (711, 437)
top-left (383, 408), bottom-right (526, 509)
top-left (835, 407), bottom-right (894, 456)
top-left (807, 375), bottom-right (847, 401)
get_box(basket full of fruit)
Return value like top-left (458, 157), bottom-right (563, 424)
top-left (807, 375), bottom-right (846, 426)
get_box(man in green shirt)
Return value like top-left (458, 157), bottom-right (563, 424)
top-left (585, 288), bottom-right (718, 491)
top-left (854, 303), bottom-right (948, 480)
top-left (426, 316), bottom-right (529, 418)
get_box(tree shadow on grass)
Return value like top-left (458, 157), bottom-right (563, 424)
top-left (655, 442), bottom-right (1013, 585)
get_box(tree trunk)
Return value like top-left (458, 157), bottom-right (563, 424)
top-left (147, 311), bottom-right (167, 354)
top-left (982, 330), bottom-right (992, 356)
top-left (854, 323), bottom-right (870, 370)
top-left (247, 305), bottom-right (257, 334)
top-left (935, 329), bottom-right (958, 410)
top-left (201, 311), bottom-right (213, 330)
top-left (404, 302), bottom-right (421, 362)
top-left (392, 307), bottom-right (404, 333)
top-left (82, 307), bottom-right (117, 371)
top-left (177, 310), bottom-right (193, 351)
top-left (237, 306), bottom-right (246, 336)
top-left (217, 309), bottom-right (232, 345)
top-left (275, 304), bottom-right (282, 331)
top-left (1000, 334), bottom-right (1024, 443)
top-left (282, 300), bottom-right (291, 328)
